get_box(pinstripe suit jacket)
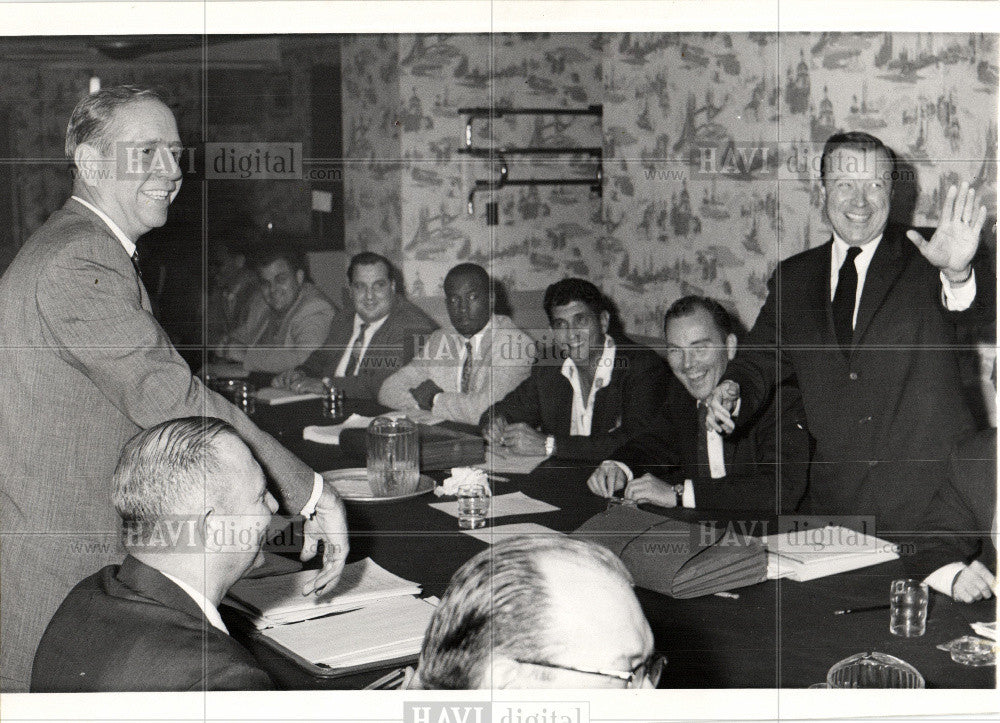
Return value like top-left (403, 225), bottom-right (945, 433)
top-left (0, 199), bottom-right (310, 691)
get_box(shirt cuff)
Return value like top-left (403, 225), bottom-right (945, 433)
top-left (924, 561), bottom-right (967, 597)
top-left (681, 479), bottom-right (695, 508)
top-left (608, 460), bottom-right (634, 482)
top-left (300, 471), bottom-right (324, 519)
top-left (940, 269), bottom-right (976, 310)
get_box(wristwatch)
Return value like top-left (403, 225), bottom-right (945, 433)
top-left (544, 435), bottom-right (556, 456)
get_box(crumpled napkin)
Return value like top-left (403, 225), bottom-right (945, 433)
top-left (434, 467), bottom-right (491, 497)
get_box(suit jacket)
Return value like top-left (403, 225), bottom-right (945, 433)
top-left (610, 379), bottom-right (810, 512)
top-left (904, 429), bottom-right (997, 580)
top-left (724, 224), bottom-right (984, 531)
top-left (480, 339), bottom-right (672, 463)
top-left (378, 314), bottom-right (535, 424)
top-left (300, 297), bottom-right (439, 399)
top-left (0, 199), bottom-right (311, 691)
top-left (31, 556), bottom-right (273, 692)
top-left (226, 281), bottom-right (335, 374)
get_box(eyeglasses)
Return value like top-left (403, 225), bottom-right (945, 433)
top-left (514, 653), bottom-right (665, 688)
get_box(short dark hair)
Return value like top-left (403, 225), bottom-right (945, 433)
top-left (66, 85), bottom-right (164, 158)
top-left (663, 295), bottom-right (735, 338)
top-left (347, 252), bottom-right (393, 284)
top-left (443, 263), bottom-right (490, 293)
top-left (819, 131), bottom-right (896, 186)
top-left (542, 278), bottom-right (605, 322)
top-left (415, 536), bottom-right (630, 689)
top-left (248, 247), bottom-right (307, 275)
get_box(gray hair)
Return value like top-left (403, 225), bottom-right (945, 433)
top-left (415, 536), bottom-right (631, 689)
top-left (65, 85), bottom-right (164, 158)
top-left (112, 417), bottom-right (239, 546)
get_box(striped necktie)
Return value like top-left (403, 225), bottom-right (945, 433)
top-left (346, 322), bottom-right (370, 376)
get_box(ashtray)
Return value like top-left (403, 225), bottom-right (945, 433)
top-left (936, 636), bottom-right (997, 667)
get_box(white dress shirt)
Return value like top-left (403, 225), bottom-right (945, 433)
top-left (830, 233), bottom-right (976, 323)
top-left (455, 320), bottom-right (492, 391)
top-left (160, 571), bottom-right (228, 634)
top-left (560, 335), bottom-right (616, 436)
top-left (335, 313), bottom-right (388, 377)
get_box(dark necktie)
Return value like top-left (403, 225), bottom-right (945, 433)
top-left (460, 340), bottom-right (473, 393)
top-left (130, 250), bottom-right (142, 279)
top-left (345, 322), bottom-right (370, 376)
top-left (832, 246), bottom-right (862, 350)
top-left (696, 403), bottom-right (710, 475)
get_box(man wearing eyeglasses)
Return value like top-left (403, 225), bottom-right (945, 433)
top-left (273, 252), bottom-right (437, 399)
top-left (413, 536), bottom-right (663, 689)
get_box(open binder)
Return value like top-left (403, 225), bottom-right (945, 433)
top-left (573, 506), bottom-right (767, 598)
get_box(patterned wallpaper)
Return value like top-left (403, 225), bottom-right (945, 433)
top-left (395, 33), bottom-right (605, 300)
top-left (343, 32), bottom-right (996, 338)
top-left (603, 32), bottom-right (998, 335)
top-left (341, 35), bottom-right (403, 260)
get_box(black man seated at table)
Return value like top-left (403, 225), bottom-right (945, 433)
top-left (273, 252), bottom-right (438, 399)
top-left (904, 427), bottom-right (996, 603)
top-left (479, 278), bottom-right (670, 463)
top-left (213, 247), bottom-right (335, 375)
top-left (32, 418), bottom-right (277, 692)
top-left (412, 536), bottom-right (661, 689)
top-left (588, 295), bottom-right (809, 512)
top-left (378, 263), bottom-right (535, 424)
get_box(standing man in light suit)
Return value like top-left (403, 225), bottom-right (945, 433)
top-left (0, 86), bottom-right (348, 692)
top-left (705, 131), bottom-right (990, 533)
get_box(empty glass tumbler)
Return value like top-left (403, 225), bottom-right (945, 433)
top-left (366, 416), bottom-right (420, 497)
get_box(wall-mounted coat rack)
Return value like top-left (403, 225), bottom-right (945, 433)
top-left (458, 105), bottom-right (603, 224)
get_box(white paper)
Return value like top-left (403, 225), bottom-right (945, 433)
top-left (428, 491), bottom-right (558, 519)
top-left (311, 188), bottom-right (333, 212)
top-left (387, 408), bottom-right (445, 425)
top-left (255, 387), bottom-right (322, 405)
top-left (302, 413), bottom-right (373, 444)
top-left (260, 595), bottom-right (436, 667)
top-left (226, 558), bottom-right (420, 627)
top-left (460, 522), bottom-right (563, 544)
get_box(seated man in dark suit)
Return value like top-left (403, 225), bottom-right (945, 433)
top-left (587, 295), bottom-right (809, 512)
top-left (480, 278), bottom-right (670, 463)
top-left (904, 428), bottom-right (996, 603)
top-left (273, 252), bottom-right (438, 399)
top-left (31, 418), bottom-right (276, 692)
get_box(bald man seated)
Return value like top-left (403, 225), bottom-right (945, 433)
top-left (31, 418), bottom-right (278, 692)
top-left (413, 536), bottom-right (663, 689)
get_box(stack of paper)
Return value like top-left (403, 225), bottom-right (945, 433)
top-left (260, 596), bottom-right (437, 669)
top-left (226, 558), bottom-right (421, 629)
top-left (475, 448), bottom-right (549, 475)
top-left (762, 525), bottom-right (900, 582)
top-left (302, 413), bottom-right (373, 445)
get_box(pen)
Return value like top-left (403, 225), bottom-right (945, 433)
top-left (485, 473), bottom-right (510, 483)
top-left (834, 604), bottom-right (891, 615)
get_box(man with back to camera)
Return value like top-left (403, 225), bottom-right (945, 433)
top-left (378, 262), bottom-right (535, 424)
top-left (212, 247), bottom-right (335, 375)
top-left (32, 418), bottom-right (278, 692)
top-left (587, 295), bottom-right (810, 512)
top-left (705, 131), bottom-right (990, 532)
top-left (412, 535), bottom-right (663, 689)
top-left (0, 85), bottom-right (348, 692)
top-left (273, 251), bottom-right (438, 399)
top-left (480, 277), bottom-right (671, 463)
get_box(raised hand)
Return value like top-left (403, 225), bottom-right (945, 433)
top-left (906, 181), bottom-right (988, 282)
top-left (705, 380), bottom-right (740, 434)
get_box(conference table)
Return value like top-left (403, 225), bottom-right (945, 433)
top-left (243, 396), bottom-right (996, 690)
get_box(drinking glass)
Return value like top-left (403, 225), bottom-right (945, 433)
top-left (457, 483), bottom-right (489, 529)
top-left (825, 651), bottom-right (925, 688)
top-left (366, 416), bottom-right (419, 497)
top-left (889, 578), bottom-right (929, 637)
